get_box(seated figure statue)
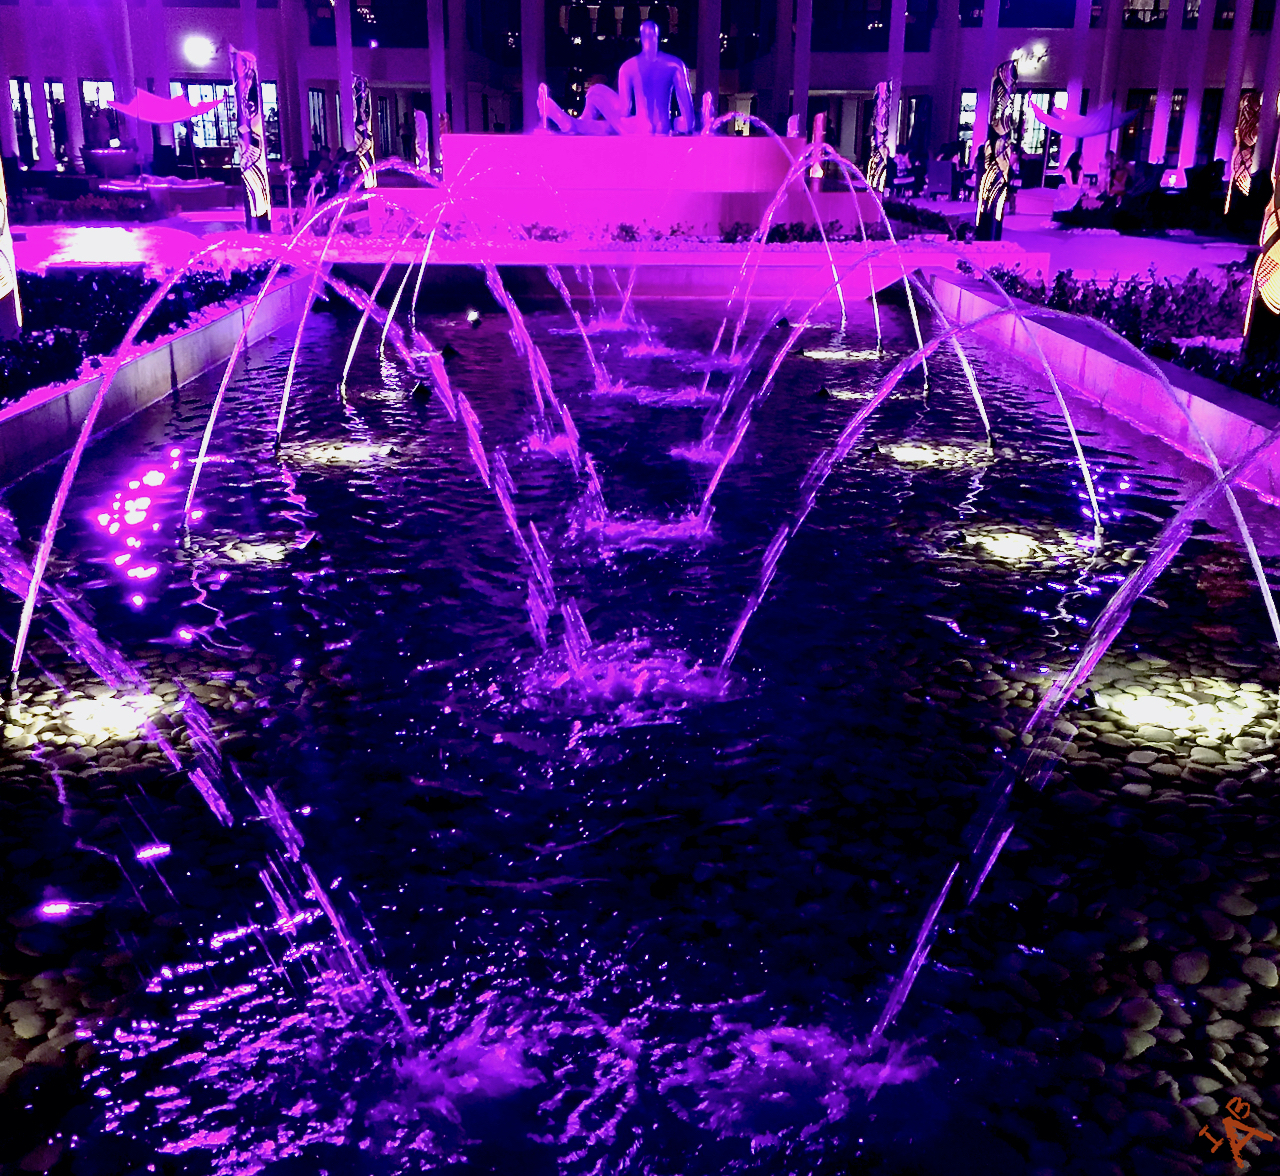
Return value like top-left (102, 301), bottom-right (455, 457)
top-left (539, 20), bottom-right (695, 135)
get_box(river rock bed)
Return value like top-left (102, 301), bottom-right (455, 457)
top-left (3, 302), bottom-right (1280, 1173)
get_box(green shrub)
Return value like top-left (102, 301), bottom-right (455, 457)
top-left (0, 262), bottom-right (278, 405)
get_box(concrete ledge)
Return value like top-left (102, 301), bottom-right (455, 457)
top-left (930, 270), bottom-right (1280, 503)
top-left (0, 275), bottom-right (311, 487)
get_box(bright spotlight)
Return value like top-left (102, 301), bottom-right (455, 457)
top-left (1109, 694), bottom-right (1192, 730)
top-left (975, 532), bottom-right (1039, 560)
top-left (889, 445), bottom-right (943, 464)
top-left (58, 695), bottom-right (161, 739)
top-left (183, 34), bottom-right (217, 67)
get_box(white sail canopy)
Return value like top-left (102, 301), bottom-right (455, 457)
top-left (1030, 101), bottom-right (1138, 139)
top-left (108, 90), bottom-right (224, 125)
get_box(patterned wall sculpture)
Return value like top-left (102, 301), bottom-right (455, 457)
top-left (1245, 95), bottom-right (1280, 356)
top-left (1225, 90), bottom-right (1261, 215)
top-left (864, 81), bottom-right (891, 194)
top-left (975, 59), bottom-right (1018, 242)
top-left (354, 75), bottom-right (376, 190)
top-left (231, 46), bottom-right (272, 233)
top-left (0, 161), bottom-right (20, 340)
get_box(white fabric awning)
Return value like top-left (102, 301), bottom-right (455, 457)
top-left (1030, 101), bottom-right (1138, 139)
top-left (108, 91), bottom-right (224, 125)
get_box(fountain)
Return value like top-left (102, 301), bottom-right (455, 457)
top-left (3, 124), bottom-right (1280, 1176)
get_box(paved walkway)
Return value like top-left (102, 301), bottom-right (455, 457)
top-left (918, 190), bottom-right (1251, 283)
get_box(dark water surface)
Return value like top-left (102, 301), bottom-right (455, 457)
top-left (4, 297), bottom-right (1280, 1176)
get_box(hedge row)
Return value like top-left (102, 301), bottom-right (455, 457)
top-left (0, 264), bottom-right (278, 405)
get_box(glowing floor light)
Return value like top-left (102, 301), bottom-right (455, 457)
top-left (58, 695), bottom-right (161, 740)
top-left (975, 532), bottom-right (1040, 560)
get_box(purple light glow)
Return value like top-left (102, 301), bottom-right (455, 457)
top-left (130, 594), bottom-right (145, 608)
top-left (40, 901), bottom-right (72, 918)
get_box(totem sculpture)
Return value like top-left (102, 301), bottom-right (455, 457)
top-left (353, 75), bottom-right (376, 190)
top-left (414, 108), bottom-right (429, 168)
top-left (1225, 90), bottom-right (1261, 215)
top-left (865, 81), bottom-right (891, 194)
top-left (975, 59), bottom-right (1018, 242)
top-left (231, 46), bottom-right (272, 233)
top-left (0, 161), bottom-right (20, 340)
top-left (1244, 94), bottom-right (1280, 357)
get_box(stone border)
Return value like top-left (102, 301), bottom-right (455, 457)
top-left (930, 270), bottom-right (1280, 504)
top-left (0, 275), bottom-right (312, 487)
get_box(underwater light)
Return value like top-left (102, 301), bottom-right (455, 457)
top-left (301, 442), bottom-right (393, 465)
top-left (1109, 694), bottom-right (1193, 730)
top-left (802, 348), bottom-right (881, 362)
top-left (142, 471), bottom-right (165, 487)
top-left (136, 843), bottom-right (171, 861)
top-left (39, 901), bottom-right (71, 918)
top-left (889, 445), bottom-right (944, 464)
top-left (1096, 674), bottom-right (1269, 739)
top-left (58, 695), bottom-right (161, 739)
top-left (466, 308), bottom-right (481, 323)
top-left (223, 541), bottom-right (289, 564)
top-left (975, 532), bottom-right (1039, 560)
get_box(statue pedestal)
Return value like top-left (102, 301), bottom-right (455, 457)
top-left (380, 134), bottom-right (882, 239)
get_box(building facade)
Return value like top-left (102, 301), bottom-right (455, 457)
top-left (2, 0), bottom-right (1279, 185)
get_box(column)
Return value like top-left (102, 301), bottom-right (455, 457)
top-left (1148, 0), bottom-right (1186, 163)
top-left (1256, 16), bottom-right (1280, 175)
top-left (773, 0), bottom-right (793, 133)
top-left (1095, 0), bottom-right (1124, 153)
top-left (427, 0), bottom-right (447, 154)
top-left (1176, 0), bottom-right (1216, 177)
top-left (447, 0), bottom-right (467, 131)
top-left (1215, 0), bottom-right (1255, 161)
top-left (275, 0), bottom-right (302, 161)
top-left (933, 0), bottom-right (961, 159)
top-left (696, 0), bottom-right (721, 120)
top-left (793, 0), bottom-right (813, 136)
top-left (970, 0), bottom-right (1001, 159)
top-left (520, 0), bottom-right (543, 132)
top-left (335, 0), bottom-right (357, 149)
top-left (0, 80), bottom-right (18, 159)
top-left (1064, 0), bottom-right (1092, 123)
top-left (240, 0), bottom-right (260, 56)
top-left (885, 0), bottom-right (907, 152)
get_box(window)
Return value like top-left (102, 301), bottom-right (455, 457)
top-left (1007, 89), bottom-right (1068, 162)
top-left (44, 81), bottom-right (69, 164)
top-left (1120, 89), bottom-right (1157, 161)
top-left (960, 0), bottom-right (983, 26)
top-left (377, 93), bottom-right (396, 157)
top-left (309, 87), bottom-right (330, 150)
top-left (1183, 0), bottom-right (1199, 25)
top-left (10, 79), bottom-right (38, 164)
top-left (1254, 0), bottom-right (1276, 28)
top-left (1165, 89), bottom-right (1187, 164)
top-left (171, 80), bottom-right (236, 152)
top-left (1214, 0), bottom-right (1234, 27)
top-left (1123, 0), bottom-right (1169, 26)
top-left (80, 79), bottom-right (121, 150)
top-left (904, 0), bottom-right (938, 50)
top-left (957, 88), bottom-right (976, 164)
top-left (1000, 0), bottom-right (1075, 26)
top-left (811, 0), bottom-right (890, 51)
top-left (1196, 88), bottom-right (1223, 166)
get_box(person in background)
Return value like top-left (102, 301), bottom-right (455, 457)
top-left (1053, 149), bottom-right (1084, 214)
